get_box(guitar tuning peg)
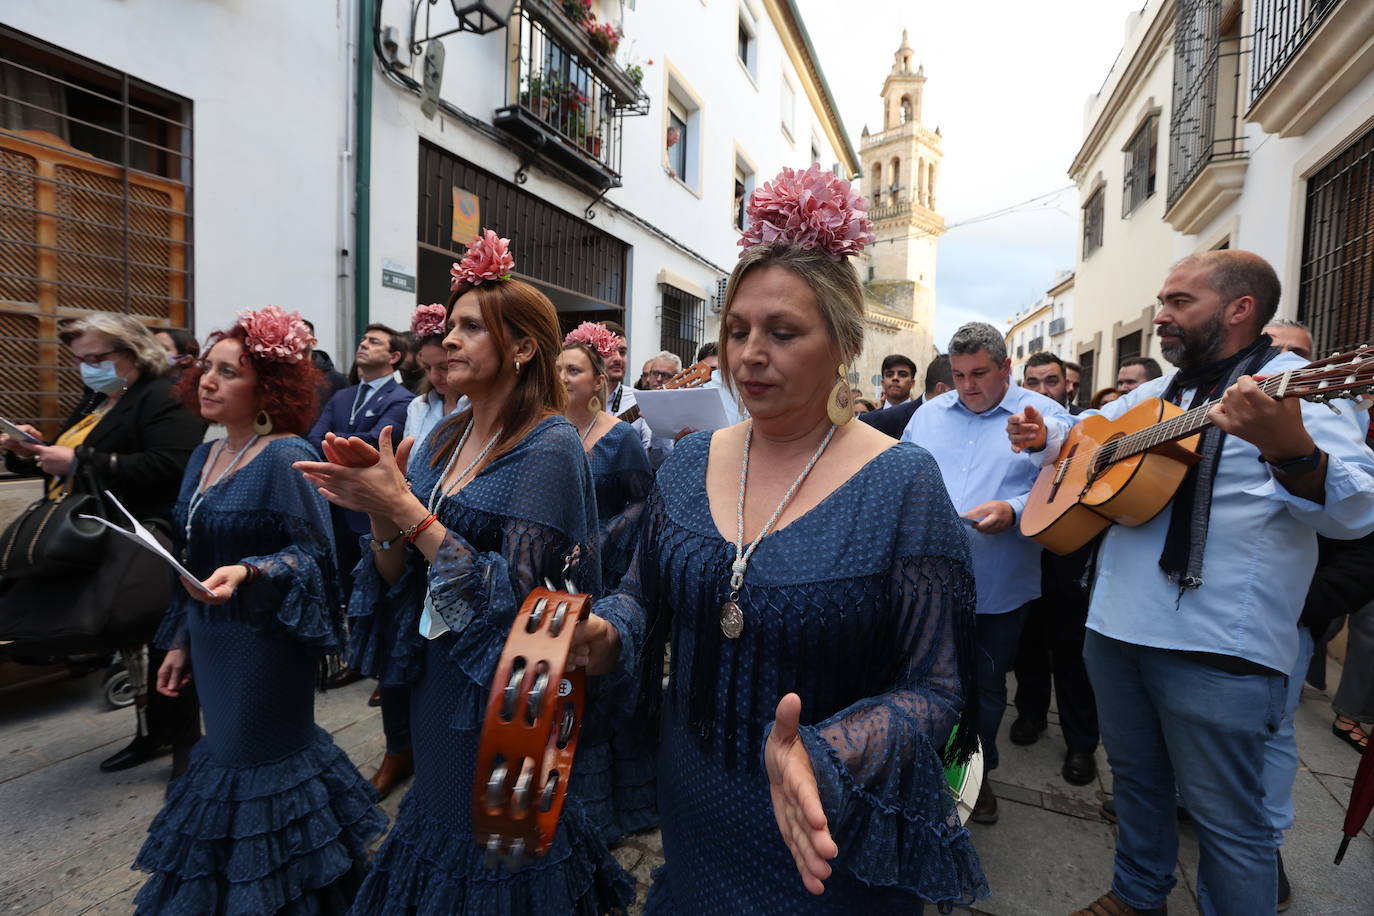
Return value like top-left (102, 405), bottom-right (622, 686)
top-left (1323, 400), bottom-right (1343, 415)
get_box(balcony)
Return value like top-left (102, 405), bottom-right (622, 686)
top-left (869, 199), bottom-right (911, 221)
top-left (1248, 0), bottom-right (1374, 138)
top-left (1048, 317), bottom-right (1067, 336)
top-left (1028, 336), bottom-right (1044, 354)
top-left (494, 0), bottom-right (650, 192)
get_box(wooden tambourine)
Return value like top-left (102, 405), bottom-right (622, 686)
top-left (473, 586), bottom-right (591, 868)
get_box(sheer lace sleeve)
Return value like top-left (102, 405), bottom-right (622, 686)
top-left (426, 511), bottom-right (600, 724)
top-left (238, 511), bottom-right (344, 654)
top-left (593, 484), bottom-right (667, 717)
top-left (598, 463), bottom-right (653, 589)
top-left (347, 543), bottom-right (428, 686)
top-left (788, 553), bottom-right (985, 908)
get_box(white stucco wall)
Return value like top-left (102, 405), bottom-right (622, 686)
top-left (5, 0), bottom-right (354, 356)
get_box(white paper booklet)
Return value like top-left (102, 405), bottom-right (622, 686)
top-left (79, 490), bottom-right (218, 599)
top-left (633, 387), bottom-right (732, 440)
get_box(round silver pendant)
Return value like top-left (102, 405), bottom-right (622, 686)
top-left (720, 600), bottom-right (744, 639)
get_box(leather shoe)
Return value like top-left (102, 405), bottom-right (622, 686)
top-left (369, 749), bottom-right (414, 801)
top-left (1069, 890), bottom-right (1167, 915)
top-left (1009, 715), bottom-right (1047, 746)
top-left (1062, 750), bottom-right (1097, 785)
top-left (368, 686), bottom-right (382, 708)
top-left (970, 781), bottom-right (998, 824)
top-left (99, 736), bottom-right (166, 773)
top-left (326, 666), bottom-right (364, 689)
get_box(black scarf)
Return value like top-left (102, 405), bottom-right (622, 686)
top-left (1158, 334), bottom-right (1277, 588)
top-left (609, 383), bottom-right (623, 414)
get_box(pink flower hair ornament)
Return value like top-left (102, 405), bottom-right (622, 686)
top-left (450, 229), bottom-right (515, 291)
top-left (738, 163), bottom-right (876, 261)
top-left (235, 305), bottom-right (315, 364)
top-left (562, 321), bottom-right (623, 363)
top-left (411, 303), bottom-right (448, 339)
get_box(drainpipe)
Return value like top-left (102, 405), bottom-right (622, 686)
top-left (354, 0), bottom-right (375, 342)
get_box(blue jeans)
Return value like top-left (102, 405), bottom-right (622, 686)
top-left (1084, 631), bottom-right (1285, 916)
top-left (1262, 627), bottom-right (1313, 845)
top-left (976, 604), bottom-right (1028, 772)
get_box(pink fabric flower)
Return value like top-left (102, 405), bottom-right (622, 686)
top-left (738, 164), bottom-right (876, 260)
top-left (450, 229), bottom-right (515, 291)
top-left (411, 303), bottom-right (448, 339)
top-left (563, 321), bottom-right (623, 362)
top-left (236, 305), bottom-right (315, 363)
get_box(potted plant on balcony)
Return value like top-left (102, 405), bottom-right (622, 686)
top-left (561, 0), bottom-right (591, 25)
top-left (525, 72), bottom-right (558, 121)
top-left (586, 20), bottom-right (622, 57)
top-left (583, 127), bottom-right (602, 159)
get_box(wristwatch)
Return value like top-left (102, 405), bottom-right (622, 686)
top-left (1262, 445), bottom-right (1323, 477)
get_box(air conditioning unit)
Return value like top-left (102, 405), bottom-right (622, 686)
top-left (708, 276), bottom-right (729, 313)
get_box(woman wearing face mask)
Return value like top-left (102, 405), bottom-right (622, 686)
top-left (0, 314), bottom-right (205, 780)
top-left (558, 325), bottom-right (656, 846)
top-left (133, 307), bottom-right (386, 915)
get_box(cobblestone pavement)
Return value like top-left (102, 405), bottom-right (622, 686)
top-left (0, 658), bottom-right (1368, 914)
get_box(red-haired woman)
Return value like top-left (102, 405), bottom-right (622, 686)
top-left (133, 308), bottom-right (386, 915)
top-left (295, 232), bottom-right (632, 913)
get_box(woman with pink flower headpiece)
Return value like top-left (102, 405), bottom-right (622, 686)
top-left (133, 308), bottom-right (387, 914)
top-left (573, 166), bottom-right (987, 913)
top-left (293, 230), bottom-right (634, 914)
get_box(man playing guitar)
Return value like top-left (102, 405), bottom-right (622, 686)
top-left (1006, 250), bottom-right (1374, 916)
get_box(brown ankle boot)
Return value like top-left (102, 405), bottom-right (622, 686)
top-left (1070, 891), bottom-right (1166, 916)
top-left (369, 749), bottom-right (414, 800)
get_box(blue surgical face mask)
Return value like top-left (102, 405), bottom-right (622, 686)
top-left (80, 360), bottom-right (126, 395)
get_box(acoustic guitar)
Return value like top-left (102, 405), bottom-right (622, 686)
top-left (615, 360), bottom-right (714, 423)
top-left (1021, 347), bottom-right (1374, 555)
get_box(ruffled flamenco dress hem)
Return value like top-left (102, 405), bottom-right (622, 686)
top-left (351, 792), bottom-right (635, 915)
top-left (132, 726), bottom-right (387, 915)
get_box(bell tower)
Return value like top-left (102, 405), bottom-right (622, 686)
top-left (853, 31), bottom-right (945, 394)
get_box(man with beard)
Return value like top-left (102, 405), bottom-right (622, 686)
top-left (1008, 251), bottom-right (1374, 916)
top-left (601, 320), bottom-right (636, 416)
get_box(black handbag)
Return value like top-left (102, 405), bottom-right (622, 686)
top-left (0, 464), bottom-right (108, 579)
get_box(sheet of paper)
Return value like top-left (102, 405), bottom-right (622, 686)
top-left (79, 490), bottom-right (218, 599)
top-left (634, 387), bottom-right (732, 440)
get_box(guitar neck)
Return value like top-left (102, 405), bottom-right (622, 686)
top-left (1103, 373), bottom-right (1293, 464)
top-left (616, 404), bottom-right (641, 424)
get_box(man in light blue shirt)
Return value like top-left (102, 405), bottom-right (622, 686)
top-left (1009, 251), bottom-right (1374, 916)
top-left (902, 321), bottom-right (1069, 825)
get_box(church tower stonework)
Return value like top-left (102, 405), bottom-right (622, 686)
top-left (853, 31), bottom-right (945, 398)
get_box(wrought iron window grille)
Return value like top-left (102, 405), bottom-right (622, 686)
top-left (1167, 0), bottom-right (1248, 209)
top-left (1250, 0), bottom-right (1340, 107)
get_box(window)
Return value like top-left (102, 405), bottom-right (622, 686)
top-left (1168, 0), bottom-right (1245, 208)
top-left (1082, 186), bottom-right (1105, 258)
top-left (733, 155), bottom-right (755, 231)
top-left (660, 284), bottom-right (705, 366)
top-left (810, 136), bottom-right (821, 166)
top-left (1077, 350), bottom-right (1096, 407)
top-left (667, 107), bottom-right (687, 179)
top-left (1117, 330), bottom-right (1142, 364)
top-left (0, 28), bottom-right (192, 437)
top-left (1122, 115), bottom-right (1158, 216)
top-left (736, 13), bottom-right (756, 76)
top-left (871, 162), bottom-right (882, 206)
top-left (780, 78), bottom-right (795, 141)
top-left (1298, 121), bottom-right (1374, 356)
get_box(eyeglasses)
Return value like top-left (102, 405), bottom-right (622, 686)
top-left (70, 349), bottom-right (122, 367)
top-left (649, 369), bottom-right (674, 380)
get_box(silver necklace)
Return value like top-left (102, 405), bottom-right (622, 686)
top-left (428, 422), bottom-right (502, 517)
top-left (721, 421), bottom-right (837, 638)
top-left (183, 434), bottom-right (261, 562)
top-left (580, 414), bottom-right (598, 441)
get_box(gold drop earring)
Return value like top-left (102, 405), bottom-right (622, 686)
top-left (827, 363), bottom-right (853, 426)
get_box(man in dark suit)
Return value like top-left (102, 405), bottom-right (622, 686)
top-left (860, 353), bottom-right (952, 438)
top-left (1010, 350), bottom-right (1099, 785)
top-left (308, 323), bottom-right (413, 605)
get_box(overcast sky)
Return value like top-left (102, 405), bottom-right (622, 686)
top-left (794, 0), bottom-right (1147, 348)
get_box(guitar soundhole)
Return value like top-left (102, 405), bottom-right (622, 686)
top-left (1091, 434), bottom-right (1128, 478)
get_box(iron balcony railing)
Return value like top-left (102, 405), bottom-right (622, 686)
top-left (1250, 0), bottom-right (1340, 106)
top-left (1048, 317), bottom-right (1066, 336)
top-left (494, 1), bottom-right (649, 190)
top-left (1028, 336), bottom-right (1044, 353)
top-left (1167, 0), bottom-right (1247, 209)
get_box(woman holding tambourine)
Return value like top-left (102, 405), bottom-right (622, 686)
top-left (294, 231), bottom-right (633, 914)
top-left (574, 167), bottom-right (989, 913)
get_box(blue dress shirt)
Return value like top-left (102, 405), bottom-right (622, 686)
top-left (902, 384), bottom-right (1070, 615)
top-left (1036, 351), bottom-right (1374, 673)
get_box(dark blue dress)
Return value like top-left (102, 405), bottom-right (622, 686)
top-left (576, 420), bottom-right (656, 845)
top-left (597, 434), bottom-right (989, 914)
top-left (135, 437), bottom-right (387, 915)
top-left (347, 416), bottom-right (634, 914)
